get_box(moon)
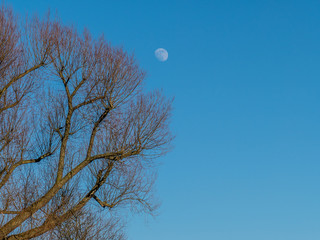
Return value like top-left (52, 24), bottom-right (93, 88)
top-left (155, 48), bottom-right (168, 62)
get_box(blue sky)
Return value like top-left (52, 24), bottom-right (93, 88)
top-left (7, 0), bottom-right (320, 239)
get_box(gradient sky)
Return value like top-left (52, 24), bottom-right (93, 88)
top-left (7, 0), bottom-right (320, 239)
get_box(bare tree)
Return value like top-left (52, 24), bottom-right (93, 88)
top-left (0, 5), bottom-right (173, 239)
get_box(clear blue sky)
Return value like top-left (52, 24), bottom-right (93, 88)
top-left (7, 0), bottom-right (320, 239)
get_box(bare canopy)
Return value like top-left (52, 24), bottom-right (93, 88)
top-left (0, 6), bottom-right (172, 239)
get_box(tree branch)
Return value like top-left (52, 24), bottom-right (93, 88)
top-left (0, 151), bottom-right (54, 189)
top-left (92, 195), bottom-right (114, 209)
top-left (0, 210), bottom-right (20, 215)
top-left (6, 162), bottom-right (115, 239)
top-left (0, 63), bottom-right (45, 99)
